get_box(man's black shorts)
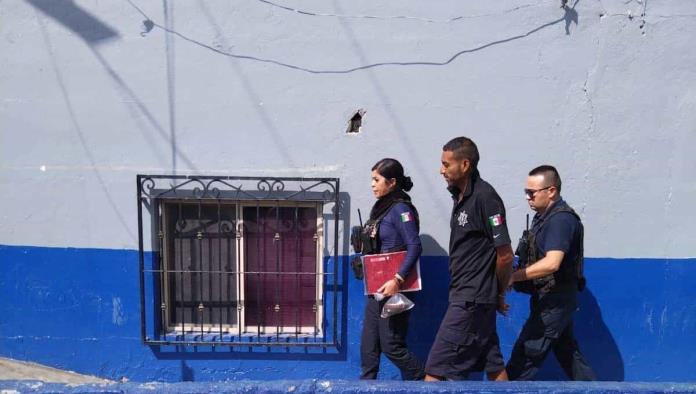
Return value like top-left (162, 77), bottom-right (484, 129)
top-left (425, 302), bottom-right (504, 380)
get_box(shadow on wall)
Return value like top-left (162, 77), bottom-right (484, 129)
top-left (420, 234), bottom-right (448, 257)
top-left (564, 1), bottom-right (579, 35)
top-left (407, 234), bottom-right (624, 381)
top-left (180, 360), bottom-right (194, 382)
top-left (407, 235), bottom-right (448, 366)
top-left (534, 287), bottom-right (624, 381)
top-left (25, 0), bottom-right (119, 44)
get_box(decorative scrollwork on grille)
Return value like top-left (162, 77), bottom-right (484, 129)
top-left (138, 176), bottom-right (338, 204)
top-left (219, 220), bottom-right (235, 234)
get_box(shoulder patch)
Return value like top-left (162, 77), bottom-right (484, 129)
top-left (400, 212), bottom-right (412, 223)
top-left (488, 214), bottom-right (504, 227)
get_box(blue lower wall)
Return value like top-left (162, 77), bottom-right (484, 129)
top-left (3, 380), bottom-right (696, 394)
top-left (1, 244), bottom-right (695, 382)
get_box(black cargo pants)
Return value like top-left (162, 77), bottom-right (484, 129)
top-left (360, 295), bottom-right (425, 380)
top-left (506, 291), bottom-right (595, 381)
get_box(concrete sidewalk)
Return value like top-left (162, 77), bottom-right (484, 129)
top-left (0, 357), bottom-right (112, 385)
top-left (2, 358), bottom-right (696, 393)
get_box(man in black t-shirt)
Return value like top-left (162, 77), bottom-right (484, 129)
top-left (424, 137), bottom-right (514, 381)
top-left (506, 165), bottom-right (595, 381)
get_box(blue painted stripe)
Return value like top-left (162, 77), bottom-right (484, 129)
top-left (2, 380), bottom-right (696, 394)
top-left (1, 244), bottom-right (695, 382)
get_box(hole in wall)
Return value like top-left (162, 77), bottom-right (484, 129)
top-left (346, 109), bottom-right (365, 134)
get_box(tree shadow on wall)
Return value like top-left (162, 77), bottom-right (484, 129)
top-left (564, 0), bottom-right (580, 35)
top-left (534, 287), bottom-right (624, 381)
top-left (25, 0), bottom-right (119, 44)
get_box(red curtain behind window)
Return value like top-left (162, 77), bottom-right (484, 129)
top-left (243, 206), bottom-right (318, 332)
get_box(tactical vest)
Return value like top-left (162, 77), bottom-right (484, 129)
top-left (515, 204), bottom-right (586, 294)
top-left (359, 199), bottom-right (418, 255)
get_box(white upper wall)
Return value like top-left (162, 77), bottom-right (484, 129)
top-left (1, 0), bottom-right (695, 257)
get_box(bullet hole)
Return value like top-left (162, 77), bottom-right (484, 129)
top-left (346, 109), bottom-right (365, 134)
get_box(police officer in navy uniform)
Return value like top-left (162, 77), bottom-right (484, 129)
top-left (506, 165), bottom-right (595, 381)
top-left (424, 137), bottom-right (514, 381)
top-left (359, 158), bottom-right (425, 380)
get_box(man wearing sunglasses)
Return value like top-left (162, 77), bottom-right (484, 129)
top-left (506, 165), bottom-right (595, 381)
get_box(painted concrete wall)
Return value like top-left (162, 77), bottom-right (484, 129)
top-left (2, 0), bottom-right (696, 383)
top-left (3, 245), bottom-right (696, 381)
top-left (2, 0), bottom-right (695, 256)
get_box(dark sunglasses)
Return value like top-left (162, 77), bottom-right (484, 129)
top-left (524, 185), bottom-right (553, 198)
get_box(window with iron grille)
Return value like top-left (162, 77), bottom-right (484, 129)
top-left (137, 176), bottom-right (342, 348)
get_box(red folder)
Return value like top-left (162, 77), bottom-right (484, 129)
top-left (363, 250), bottom-right (422, 295)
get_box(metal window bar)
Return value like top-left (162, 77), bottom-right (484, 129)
top-left (178, 203), bottom-right (185, 336)
top-left (157, 203), bottom-right (165, 338)
top-left (236, 219), bottom-right (242, 339)
top-left (332, 179), bottom-right (340, 343)
top-left (196, 201), bottom-right (203, 337)
top-left (138, 175), bottom-right (341, 348)
top-left (274, 202), bottom-right (281, 341)
top-left (216, 201), bottom-right (223, 339)
top-left (294, 204), bottom-right (300, 338)
top-left (255, 204), bottom-right (261, 339)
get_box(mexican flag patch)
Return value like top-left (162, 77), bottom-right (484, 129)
top-left (488, 214), bottom-right (504, 226)
top-left (400, 212), bottom-right (413, 223)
